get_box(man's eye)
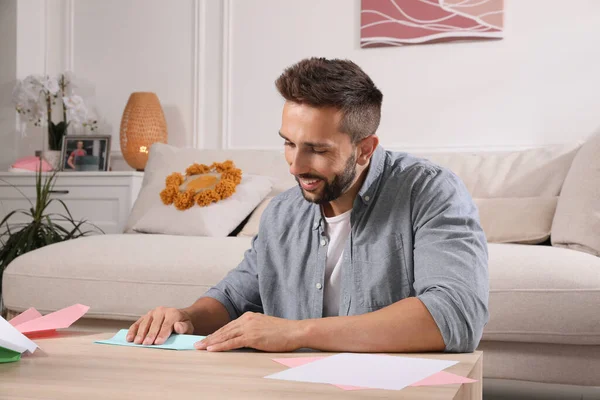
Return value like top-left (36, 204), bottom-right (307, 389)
top-left (312, 149), bottom-right (327, 154)
top-left (284, 141), bottom-right (294, 147)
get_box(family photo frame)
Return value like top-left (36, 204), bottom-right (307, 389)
top-left (60, 135), bottom-right (111, 172)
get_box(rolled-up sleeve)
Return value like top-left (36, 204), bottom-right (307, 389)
top-left (201, 234), bottom-right (264, 320)
top-left (411, 167), bottom-right (489, 353)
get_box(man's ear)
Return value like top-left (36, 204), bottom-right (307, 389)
top-left (357, 135), bottom-right (379, 166)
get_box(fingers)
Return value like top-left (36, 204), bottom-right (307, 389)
top-left (126, 318), bottom-right (143, 342)
top-left (205, 336), bottom-right (245, 352)
top-left (143, 310), bottom-right (166, 345)
top-left (134, 313), bottom-right (153, 344)
top-left (196, 322), bottom-right (241, 350)
top-left (173, 320), bottom-right (194, 334)
top-left (155, 315), bottom-right (190, 345)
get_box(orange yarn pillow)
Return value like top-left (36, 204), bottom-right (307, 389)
top-left (160, 161), bottom-right (242, 210)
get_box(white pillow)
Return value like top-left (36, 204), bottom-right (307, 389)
top-left (124, 143), bottom-right (295, 233)
top-left (132, 174), bottom-right (272, 237)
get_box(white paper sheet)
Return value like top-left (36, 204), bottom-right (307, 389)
top-left (0, 316), bottom-right (38, 354)
top-left (265, 353), bottom-right (458, 391)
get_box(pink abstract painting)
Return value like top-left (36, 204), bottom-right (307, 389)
top-left (361, 0), bottom-right (504, 48)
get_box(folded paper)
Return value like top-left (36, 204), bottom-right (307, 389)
top-left (8, 307), bottom-right (42, 327)
top-left (0, 316), bottom-right (38, 354)
top-left (271, 356), bottom-right (476, 390)
top-left (11, 304), bottom-right (90, 335)
top-left (94, 329), bottom-right (206, 350)
top-left (266, 353), bottom-right (458, 391)
top-left (0, 346), bottom-right (22, 363)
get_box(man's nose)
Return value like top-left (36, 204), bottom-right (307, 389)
top-left (289, 152), bottom-right (309, 177)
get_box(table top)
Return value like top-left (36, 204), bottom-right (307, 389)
top-left (0, 331), bottom-right (482, 399)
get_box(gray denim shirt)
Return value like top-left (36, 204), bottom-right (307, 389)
top-left (203, 145), bottom-right (489, 352)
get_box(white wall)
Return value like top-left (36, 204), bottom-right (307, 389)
top-left (226, 0), bottom-right (600, 151)
top-left (0, 0), bottom-right (17, 171)
top-left (6, 0), bottom-right (600, 169)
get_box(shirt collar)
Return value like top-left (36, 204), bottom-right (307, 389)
top-left (357, 144), bottom-right (386, 204)
top-left (312, 145), bottom-right (386, 231)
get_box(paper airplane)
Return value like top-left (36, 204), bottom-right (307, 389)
top-left (9, 304), bottom-right (89, 335)
top-left (0, 316), bottom-right (38, 354)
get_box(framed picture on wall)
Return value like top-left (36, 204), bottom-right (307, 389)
top-left (60, 135), bottom-right (112, 172)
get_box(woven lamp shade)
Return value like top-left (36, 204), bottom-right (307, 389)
top-left (119, 92), bottom-right (168, 171)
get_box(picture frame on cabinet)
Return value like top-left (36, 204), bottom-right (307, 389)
top-left (61, 135), bottom-right (111, 172)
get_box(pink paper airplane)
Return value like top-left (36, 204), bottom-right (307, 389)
top-left (9, 304), bottom-right (90, 336)
top-left (271, 356), bottom-right (476, 390)
top-left (8, 307), bottom-right (42, 327)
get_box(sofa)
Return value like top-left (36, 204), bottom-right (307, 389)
top-left (3, 134), bottom-right (600, 387)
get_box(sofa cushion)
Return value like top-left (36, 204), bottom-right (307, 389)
top-left (237, 195), bottom-right (557, 245)
top-left (2, 234), bottom-right (253, 320)
top-left (484, 243), bottom-right (600, 345)
top-left (474, 197), bottom-right (558, 244)
top-left (418, 142), bottom-right (582, 198)
top-left (124, 143), bottom-right (296, 233)
top-left (551, 132), bottom-right (600, 256)
top-left (5, 237), bottom-right (599, 346)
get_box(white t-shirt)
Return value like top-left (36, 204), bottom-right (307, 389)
top-left (322, 208), bottom-right (352, 317)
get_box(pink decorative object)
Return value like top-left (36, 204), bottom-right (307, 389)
top-left (361, 0), bottom-right (504, 48)
top-left (11, 156), bottom-right (54, 172)
top-left (9, 304), bottom-right (90, 336)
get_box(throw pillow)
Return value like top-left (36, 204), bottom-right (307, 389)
top-left (124, 143), bottom-right (295, 233)
top-left (551, 132), bottom-right (600, 256)
top-left (238, 197), bottom-right (558, 244)
top-left (133, 173), bottom-right (272, 237)
top-left (237, 196), bottom-right (274, 237)
top-left (474, 197), bottom-right (558, 244)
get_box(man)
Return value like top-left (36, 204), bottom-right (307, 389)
top-left (127, 58), bottom-right (489, 353)
top-left (67, 141), bottom-right (87, 169)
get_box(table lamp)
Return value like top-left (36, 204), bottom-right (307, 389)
top-left (119, 92), bottom-right (168, 171)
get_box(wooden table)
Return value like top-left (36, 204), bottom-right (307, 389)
top-left (0, 331), bottom-right (482, 399)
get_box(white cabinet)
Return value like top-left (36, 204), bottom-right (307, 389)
top-left (0, 172), bottom-right (143, 234)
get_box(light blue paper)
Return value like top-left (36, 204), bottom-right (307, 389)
top-left (94, 329), bottom-right (206, 350)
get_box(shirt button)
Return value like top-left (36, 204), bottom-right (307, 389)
top-left (316, 283), bottom-right (322, 290)
top-left (365, 195), bottom-right (370, 202)
top-left (320, 239), bottom-right (327, 246)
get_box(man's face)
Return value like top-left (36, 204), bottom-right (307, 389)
top-left (280, 102), bottom-right (357, 204)
top-left (77, 141), bottom-right (83, 149)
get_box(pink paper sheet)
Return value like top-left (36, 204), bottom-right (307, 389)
top-left (11, 304), bottom-right (90, 335)
top-left (411, 370), bottom-right (476, 386)
top-left (271, 356), bottom-right (476, 390)
top-left (8, 308), bottom-right (43, 327)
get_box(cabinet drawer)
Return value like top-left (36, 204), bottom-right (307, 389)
top-left (0, 186), bottom-right (127, 234)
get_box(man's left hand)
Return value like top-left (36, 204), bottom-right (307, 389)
top-left (194, 312), bottom-right (306, 352)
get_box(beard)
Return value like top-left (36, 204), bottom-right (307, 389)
top-left (296, 152), bottom-right (357, 205)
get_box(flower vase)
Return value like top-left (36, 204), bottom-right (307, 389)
top-left (42, 150), bottom-right (62, 171)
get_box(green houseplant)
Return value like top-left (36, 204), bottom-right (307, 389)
top-left (0, 163), bottom-right (103, 311)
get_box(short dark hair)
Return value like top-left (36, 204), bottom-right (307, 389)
top-left (275, 57), bottom-right (383, 143)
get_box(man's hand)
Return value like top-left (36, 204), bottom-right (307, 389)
top-left (126, 307), bottom-right (194, 345)
top-left (194, 312), bottom-right (306, 352)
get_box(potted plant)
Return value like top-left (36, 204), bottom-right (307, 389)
top-left (12, 72), bottom-right (99, 169)
top-left (0, 162), bottom-right (103, 313)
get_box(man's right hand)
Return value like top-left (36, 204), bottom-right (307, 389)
top-left (126, 307), bottom-right (195, 345)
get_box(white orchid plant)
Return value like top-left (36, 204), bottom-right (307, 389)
top-left (12, 72), bottom-right (98, 151)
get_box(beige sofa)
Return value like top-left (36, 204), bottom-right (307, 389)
top-left (3, 135), bottom-right (600, 387)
